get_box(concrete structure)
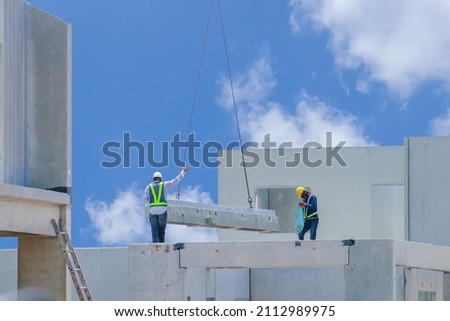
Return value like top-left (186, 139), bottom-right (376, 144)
top-left (3, 238), bottom-right (449, 301)
top-left (3, 135), bottom-right (450, 301)
top-left (167, 200), bottom-right (279, 232)
top-left (2, 0), bottom-right (450, 302)
top-left (132, 135), bottom-right (450, 300)
top-left (405, 137), bottom-right (450, 246)
top-left (0, 0), bottom-right (72, 300)
top-left (129, 137), bottom-right (450, 301)
top-left (128, 240), bottom-right (450, 301)
top-left (217, 137), bottom-right (450, 246)
top-left (218, 145), bottom-right (406, 241)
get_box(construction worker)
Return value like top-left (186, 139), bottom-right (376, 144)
top-left (295, 186), bottom-right (319, 240)
top-left (143, 167), bottom-right (189, 243)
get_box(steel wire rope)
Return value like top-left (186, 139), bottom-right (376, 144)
top-left (177, 0), bottom-right (254, 208)
top-left (217, 0), bottom-right (253, 208)
top-left (176, 0), bottom-right (214, 201)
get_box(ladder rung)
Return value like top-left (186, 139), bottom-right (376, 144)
top-left (51, 218), bottom-right (93, 301)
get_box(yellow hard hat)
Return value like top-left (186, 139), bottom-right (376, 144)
top-left (295, 186), bottom-right (305, 198)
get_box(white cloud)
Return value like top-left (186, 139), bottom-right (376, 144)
top-left (290, 0), bottom-right (450, 98)
top-left (430, 108), bottom-right (450, 136)
top-left (169, 185), bottom-right (213, 204)
top-left (217, 54), bottom-right (374, 147)
top-left (85, 183), bottom-right (217, 246)
top-left (218, 54), bottom-right (276, 111)
top-left (85, 184), bottom-right (147, 245)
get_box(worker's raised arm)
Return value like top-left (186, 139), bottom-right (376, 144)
top-left (164, 167), bottom-right (188, 190)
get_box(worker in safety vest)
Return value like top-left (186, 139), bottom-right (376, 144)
top-left (295, 186), bottom-right (319, 240)
top-left (143, 167), bottom-right (189, 243)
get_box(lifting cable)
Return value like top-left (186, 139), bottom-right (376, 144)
top-left (217, 0), bottom-right (253, 208)
top-left (176, 0), bottom-right (214, 201)
top-left (178, 0), bottom-right (253, 209)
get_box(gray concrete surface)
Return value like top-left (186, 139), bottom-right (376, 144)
top-left (0, 0), bottom-right (72, 300)
top-left (218, 146), bottom-right (405, 242)
top-left (127, 239), bottom-right (450, 301)
top-left (406, 136), bottom-right (450, 246)
top-left (2, 239), bottom-right (450, 300)
top-left (2, 0), bottom-right (450, 303)
top-left (72, 247), bottom-right (129, 301)
top-left (166, 200), bottom-right (279, 231)
top-left (1, 0), bottom-right (26, 186)
top-left (26, 4), bottom-right (72, 191)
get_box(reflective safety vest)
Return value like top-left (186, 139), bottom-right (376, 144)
top-left (305, 209), bottom-right (318, 219)
top-left (304, 194), bottom-right (318, 219)
top-left (149, 182), bottom-right (167, 207)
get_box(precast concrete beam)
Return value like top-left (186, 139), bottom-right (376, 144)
top-left (0, 184), bottom-right (70, 236)
top-left (166, 201), bottom-right (279, 232)
top-left (178, 240), bottom-right (349, 268)
top-left (0, 184), bottom-right (71, 205)
top-left (394, 240), bottom-right (450, 271)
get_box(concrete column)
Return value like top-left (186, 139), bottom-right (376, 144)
top-left (18, 233), bottom-right (69, 300)
top-left (129, 244), bottom-right (186, 301)
top-left (344, 240), bottom-right (396, 300)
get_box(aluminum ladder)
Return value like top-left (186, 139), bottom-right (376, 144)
top-left (51, 219), bottom-right (93, 301)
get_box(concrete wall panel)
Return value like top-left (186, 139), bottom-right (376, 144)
top-left (73, 248), bottom-right (128, 301)
top-left (215, 268), bottom-right (250, 301)
top-left (1, 1), bottom-right (72, 189)
top-left (26, 5), bottom-right (72, 190)
top-left (0, 42), bottom-right (4, 183)
top-left (251, 267), bottom-right (344, 301)
top-left (3, 0), bottom-right (25, 185)
top-left (371, 185), bottom-right (404, 239)
top-left (184, 267), bottom-right (208, 300)
top-left (0, 1), bottom-right (3, 181)
top-left (406, 137), bottom-right (450, 246)
top-left (218, 147), bottom-right (404, 241)
top-left (178, 267), bottom-right (251, 301)
top-left (0, 249), bottom-right (17, 299)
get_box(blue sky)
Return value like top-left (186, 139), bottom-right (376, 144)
top-left (5, 0), bottom-right (450, 248)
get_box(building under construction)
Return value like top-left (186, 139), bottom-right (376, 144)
top-left (1, 0), bottom-right (450, 301)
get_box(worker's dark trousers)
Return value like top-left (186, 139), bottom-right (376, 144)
top-left (149, 212), bottom-right (168, 243)
top-left (298, 218), bottom-right (319, 240)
